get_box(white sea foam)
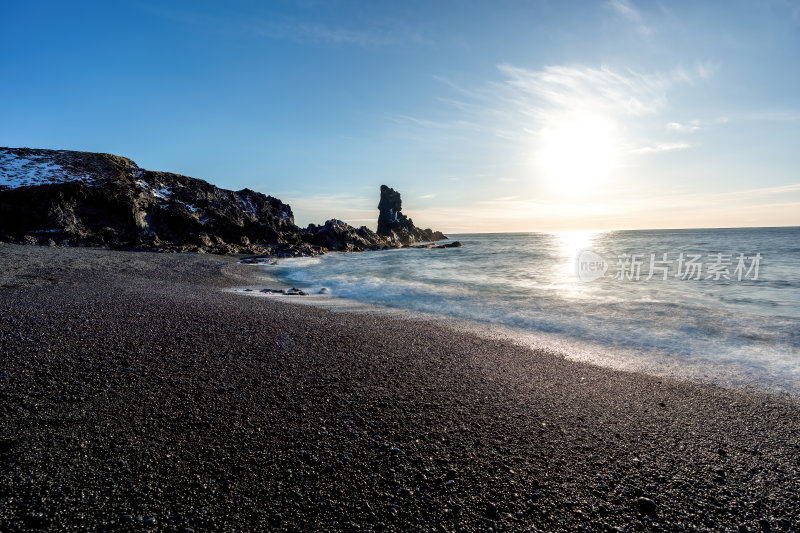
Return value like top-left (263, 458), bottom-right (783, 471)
top-left (243, 229), bottom-right (800, 397)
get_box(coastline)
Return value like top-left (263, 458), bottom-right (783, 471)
top-left (1, 244), bottom-right (798, 531)
top-left (238, 250), bottom-right (800, 400)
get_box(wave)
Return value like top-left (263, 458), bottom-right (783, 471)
top-left (266, 228), bottom-right (800, 396)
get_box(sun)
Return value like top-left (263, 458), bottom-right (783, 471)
top-left (537, 115), bottom-right (617, 193)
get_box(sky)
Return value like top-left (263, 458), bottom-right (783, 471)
top-left (1, 0), bottom-right (798, 232)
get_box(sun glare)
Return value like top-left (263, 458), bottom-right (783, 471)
top-left (538, 115), bottom-right (617, 193)
top-left (550, 229), bottom-right (606, 297)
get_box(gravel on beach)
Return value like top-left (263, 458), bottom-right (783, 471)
top-left (1, 245), bottom-right (798, 532)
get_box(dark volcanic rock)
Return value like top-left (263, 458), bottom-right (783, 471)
top-left (304, 218), bottom-right (389, 252)
top-left (377, 184), bottom-right (408, 236)
top-left (260, 287), bottom-right (307, 295)
top-left (0, 148), bottom-right (449, 254)
top-left (377, 184), bottom-right (446, 245)
top-left (636, 496), bottom-right (658, 516)
top-left (409, 241), bottom-right (462, 249)
top-left (0, 147), bottom-right (305, 255)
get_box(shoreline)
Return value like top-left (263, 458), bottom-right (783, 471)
top-left (2, 244), bottom-right (799, 531)
top-left (233, 259), bottom-right (800, 401)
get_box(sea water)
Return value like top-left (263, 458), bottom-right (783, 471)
top-left (267, 227), bottom-right (800, 396)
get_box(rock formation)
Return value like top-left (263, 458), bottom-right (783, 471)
top-left (304, 219), bottom-right (388, 252)
top-left (0, 147), bottom-right (312, 255)
top-left (0, 148), bottom-right (447, 255)
top-left (377, 185), bottom-right (446, 245)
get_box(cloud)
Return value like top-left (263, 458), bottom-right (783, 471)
top-left (630, 142), bottom-right (691, 153)
top-left (666, 116), bottom-right (731, 133)
top-left (495, 64), bottom-right (674, 121)
top-left (670, 65), bottom-right (694, 85)
top-left (400, 62), bottom-right (700, 178)
top-left (419, 63), bottom-right (691, 151)
top-left (388, 114), bottom-right (482, 131)
top-left (718, 182), bottom-right (800, 200)
top-left (695, 60), bottom-right (720, 80)
top-left (418, 193), bottom-right (436, 199)
top-left (607, 0), bottom-right (653, 36)
top-left (140, 3), bottom-right (430, 48)
top-left (252, 22), bottom-right (420, 47)
top-left (666, 120), bottom-right (701, 133)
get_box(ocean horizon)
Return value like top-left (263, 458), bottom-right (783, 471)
top-left (260, 226), bottom-right (800, 396)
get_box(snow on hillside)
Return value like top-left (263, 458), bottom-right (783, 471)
top-left (1, 148), bottom-right (202, 214)
top-left (0, 148), bottom-right (97, 189)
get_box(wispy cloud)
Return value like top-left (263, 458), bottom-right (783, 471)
top-left (695, 60), bottom-right (720, 80)
top-left (489, 196), bottom-right (520, 202)
top-left (630, 141), bottom-right (692, 153)
top-left (140, 3), bottom-right (431, 48)
top-left (495, 63), bottom-right (674, 120)
top-left (401, 62), bottom-right (697, 153)
top-left (483, 63), bottom-right (695, 165)
top-left (250, 21), bottom-right (429, 47)
top-left (666, 116), bottom-right (729, 134)
top-left (422, 60), bottom-right (727, 166)
top-left (666, 120), bottom-right (701, 133)
top-left (387, 114), bottom-right (482, 131)
top-left (717, 182), bottom-right (800, 200)
top-left (395, 61), bottom-right (702, 179)
top-left (607, 0), bottom-right (652, 36)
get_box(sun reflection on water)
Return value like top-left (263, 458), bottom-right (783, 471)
top-left (547, 230), bottom-right (606, 297)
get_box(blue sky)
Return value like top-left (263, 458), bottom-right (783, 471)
top-left (1, 0), bottom-right (798, 231)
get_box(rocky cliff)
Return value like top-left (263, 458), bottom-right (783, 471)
top-left (0, 148), bottom-right (446, 255)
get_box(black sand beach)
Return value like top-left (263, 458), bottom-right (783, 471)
top-left (1, 244), bottom-right (798, 532)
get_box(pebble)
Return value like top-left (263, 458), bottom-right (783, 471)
top-left (2, 246), bottom-right (798, 533)
top-left (636, 497), bottom-right (657, 516)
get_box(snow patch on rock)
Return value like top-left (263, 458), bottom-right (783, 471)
top-left (136, 179), bottom-right (173, 200)
top-left (0, 148), bottom-right (96, 189)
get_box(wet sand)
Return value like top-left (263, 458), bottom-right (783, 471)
top-left (1, 244), bottom-right (798, 532)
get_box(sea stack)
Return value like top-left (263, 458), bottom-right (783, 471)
top-left (377, 184), bottom-right (446, 245)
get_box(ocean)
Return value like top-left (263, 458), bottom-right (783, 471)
top-left (263, 227), bottom-right (800, 396)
